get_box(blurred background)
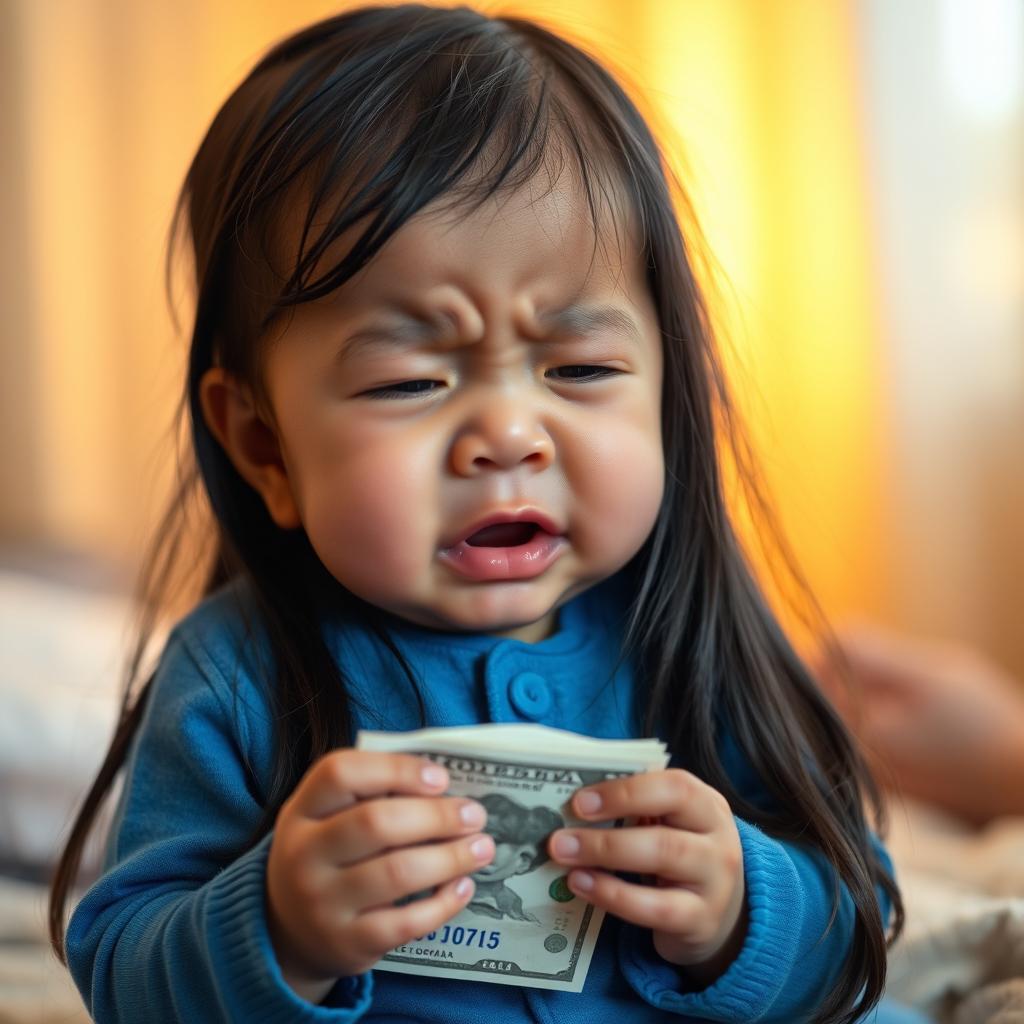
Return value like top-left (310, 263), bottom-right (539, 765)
top-left (2, 0), bottom-right (1024, 751)
top-left (0, 2), bottom-right (1022, 1019)
top-left (2, 0), bottom-right (1022, 674)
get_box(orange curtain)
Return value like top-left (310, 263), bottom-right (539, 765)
top-left (2, 0), bottom-right (884, 637)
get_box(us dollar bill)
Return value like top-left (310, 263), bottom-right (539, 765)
top-left (356, 724), bottom-right (669, 992)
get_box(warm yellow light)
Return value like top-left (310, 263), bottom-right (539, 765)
top-left (628, 1), bottom-right (888, 639)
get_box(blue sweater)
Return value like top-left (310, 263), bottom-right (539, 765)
top-left (66, 575), bottom-right (896, 1023)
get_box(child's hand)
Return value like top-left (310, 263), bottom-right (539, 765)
top-left (266, 750), bottom-right (494, 1001)
top-left (549, 769), bottom-right (746, 986)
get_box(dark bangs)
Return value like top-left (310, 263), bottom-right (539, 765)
top-left (184, 3), bottom-right (662, 403)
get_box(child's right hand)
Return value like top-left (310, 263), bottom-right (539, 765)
top-left (266, 750), bottom-right (494, 1000)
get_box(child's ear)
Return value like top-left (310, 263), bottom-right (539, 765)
top-left (198, 367), bottom-right (302, 530)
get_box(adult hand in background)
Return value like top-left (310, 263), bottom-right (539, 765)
top-left (815, 625), bottom-right (1024, 826)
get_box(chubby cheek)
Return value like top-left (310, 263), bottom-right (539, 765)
top-left (295, 432), bottom-right (439, 602)
top-left (569, 414), bottom-right (664, 567)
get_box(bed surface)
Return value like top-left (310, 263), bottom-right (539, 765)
top-left (1, 877), bottom-right (90, 1024)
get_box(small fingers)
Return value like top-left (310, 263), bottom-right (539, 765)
top-left (348, 875), bottom-right (478, 965)
top-left (342, 833), bottom-right (495, 912)
top-left (565, 869), bottom-right (704, 933)
top-left (289, 750), bottom-right (450, 820)
top-left (571, 770), bottom-right (728, 833)
top-left (549, 826), bottom-right (712, 884)
top-left (313, 796), bottom-right (487, 865)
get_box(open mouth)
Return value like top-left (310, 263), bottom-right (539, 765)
top-left (439, 512), bottom-right (566, 581)
top-left (464, 522), bottom-right (541, 548)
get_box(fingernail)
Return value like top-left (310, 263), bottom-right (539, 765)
top-left (552, 833), bottom-right (580, 858)
top-left (455, 877), bottom-right (474, 898)
top-left (471, 836), bottom-right (494, 861)
top-left (575, 790), bottom-right (602, 815)
top-left (422, 764), bottom-right (448, 788)
top-left (570, 870), bottom-right (594, 892)
top-left (460, 802), bottom-right (486, 828)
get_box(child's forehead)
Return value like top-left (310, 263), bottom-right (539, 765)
top-left (273, 161), bottom-right (644, 308)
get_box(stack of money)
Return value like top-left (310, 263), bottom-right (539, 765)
top-left (356, 724), bottom-right (669, 992)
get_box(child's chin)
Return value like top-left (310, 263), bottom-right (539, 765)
top-left (455, 591), bottom-right (567, 640)
top-left (406, 600), bottom-right (557, 641)
top-left (377, 585), bottom-right (570, 640)
top-left (471, 610), bottom-right (557, 643)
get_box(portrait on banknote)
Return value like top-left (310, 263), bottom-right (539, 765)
top-left (467, 793), bottom-right (564, 924)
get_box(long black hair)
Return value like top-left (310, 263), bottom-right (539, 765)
top-left (50, 6), bottom-right (902, 1020)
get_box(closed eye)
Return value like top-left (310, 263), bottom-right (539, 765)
top-left (545, 365), bottom-right (621, 382)
top-left (361, 379), bottom-right (446, 400)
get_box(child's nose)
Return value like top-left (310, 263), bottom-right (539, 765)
top-left (448, 398), bottom-right (555, 476)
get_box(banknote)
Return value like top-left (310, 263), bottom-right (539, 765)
top-left (356, 724), bottom-right (668, 992)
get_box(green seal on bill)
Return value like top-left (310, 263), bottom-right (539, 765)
top-left (548, 875), bottom-right (575, 903)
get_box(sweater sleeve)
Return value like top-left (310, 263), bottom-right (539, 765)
top-left (617, 818), bottom-right (895, 1022)
top-left (64, 623), bottom-right (374, 1023)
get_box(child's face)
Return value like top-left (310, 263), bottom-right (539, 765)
top-left (254, 172), bottom-right (663, 640)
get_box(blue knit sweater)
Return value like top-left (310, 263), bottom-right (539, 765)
top-left (66, 575), bottom-right (898, 1022)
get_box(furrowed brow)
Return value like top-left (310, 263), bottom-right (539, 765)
top-left (335, 318), bottom-right (434, 362)
top-left (541, 303), bottom-right (643, 345)
top-left (336, 303), bottom-right (642, 362)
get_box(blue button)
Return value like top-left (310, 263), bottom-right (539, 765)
top-left (508, 672), bottom-right (552, 720)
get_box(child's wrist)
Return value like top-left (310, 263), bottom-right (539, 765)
top-left (280, 970), bottom-right (338, 1006)
top-left (673, 894), bottom-right (749, 990)
top-left (268, 910), bottom-right (342, 1004)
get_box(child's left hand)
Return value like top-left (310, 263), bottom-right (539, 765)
top-left (548, 769), bottom-right (746, 984)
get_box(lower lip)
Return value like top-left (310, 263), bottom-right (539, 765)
top-left (438, 530), bottom-right (566, 582)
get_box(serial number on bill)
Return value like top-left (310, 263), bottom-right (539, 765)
top-left (405, 925), bottom-right (501, 949)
